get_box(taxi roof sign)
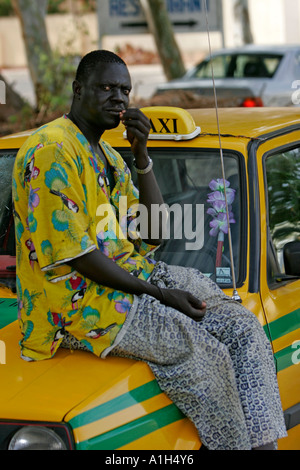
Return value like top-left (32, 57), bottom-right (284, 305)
top-left (123, 107), bottom-right (201, 141)
top-left (143, 107), bottom-right (201, 141)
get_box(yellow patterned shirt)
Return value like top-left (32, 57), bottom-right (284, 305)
top-left (12, 115), bottom-right (157, 361)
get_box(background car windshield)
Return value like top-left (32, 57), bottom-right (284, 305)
top-left (130, 150), bottom-right (242, 287)
top-left (190, 53), bottom-right (283, 79)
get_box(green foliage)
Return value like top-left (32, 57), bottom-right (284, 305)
top-left (47, 0), bottom-right (67, 14)
top-left (80, 0), bottom-right (97, 12)
top-left (37, 48), bottom-right (78, 114)
top-left (47, 0), bottom-right (97, 14)
top-left (0, 0), bottom-right (14, 16)
top-left (7, 102), bottom-right (34, 130)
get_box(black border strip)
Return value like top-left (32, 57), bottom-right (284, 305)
top-left (284, 403), bottom-right (300, 431)
top-left (247, 139), bottom-right (261, 293)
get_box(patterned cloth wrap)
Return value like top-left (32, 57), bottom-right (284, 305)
top-left (62, 261), bottom-right (287, 450)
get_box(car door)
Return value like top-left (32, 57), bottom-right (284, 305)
top-left (256, 130), bottom-right (300, 449)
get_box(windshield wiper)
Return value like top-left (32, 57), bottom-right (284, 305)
top-left (275, 273), bottom-right (300, 282)
top-left (0, 278), bottom-right (16, 293)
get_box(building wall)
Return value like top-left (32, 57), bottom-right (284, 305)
top-left (0, 13), bottom-right (98, 68)
top-left (0, 0), bottom-right (300, 69)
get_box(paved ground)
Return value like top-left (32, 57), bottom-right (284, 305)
top-left (2, 68), bottom-right (36, 106)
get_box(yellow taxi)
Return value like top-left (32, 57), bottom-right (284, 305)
top-left (0, 106), bottom-right (299, 450)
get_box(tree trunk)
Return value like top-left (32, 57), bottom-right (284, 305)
top-left (233, 0), bottom-right (253, 45)
top-left (139, 0), bottom-right (186, 80)
top-left (11, 0), bottom-right (52, 109)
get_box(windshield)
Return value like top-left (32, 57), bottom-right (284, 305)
top-left (189, 53), bottom-right (283, 79)
top-left (127, 149), bottom-right (244, 288)
top-left (0, 148), bottom-right (244, 292)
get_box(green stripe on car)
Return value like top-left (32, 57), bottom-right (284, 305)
top-left (0, 298), bottom-right (18, 329)
top-left (75, 403), bottom-right (185, 450)
top-left (267, 308), bottom-right (300, 341)
top-left (275, 344), bottom-right (300, 372)
top-left (69, 380), bottom-right (163, 429)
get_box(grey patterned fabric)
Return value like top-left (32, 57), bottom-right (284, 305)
top-left (61, 262), bottom-right (287, 449)
top-left (110, 262), bottom-right (287, 450)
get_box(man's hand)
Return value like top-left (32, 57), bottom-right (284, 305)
top-left (120, 108), bottom-right (150, 165)
top-left (120, 107), bottom-right (166, 245)
top-left (68, 250), bottom-right (206, 322)
top-left (157, 288), bottom-right (207, 322)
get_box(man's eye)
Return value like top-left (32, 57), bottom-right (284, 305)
top-left (123, 89), bottom-right (131, 96)
top-left (95, 84), bottom-right (111, 91)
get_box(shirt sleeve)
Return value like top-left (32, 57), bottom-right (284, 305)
top-left (27, 142), bottom-right (96, 274)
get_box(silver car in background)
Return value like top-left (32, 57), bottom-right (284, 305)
top-left (155, 45), bottom-right (300, 107)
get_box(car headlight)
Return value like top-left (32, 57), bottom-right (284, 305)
top-left (8, 426), bottom-right (67, 450)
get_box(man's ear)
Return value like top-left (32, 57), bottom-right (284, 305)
top-left (72, 80), bottom-right (82, 99)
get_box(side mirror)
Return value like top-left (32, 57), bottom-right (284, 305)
top-left (284, 241), bottom-right (300, 276)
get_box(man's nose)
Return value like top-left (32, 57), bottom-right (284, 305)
top-left (111, 87), bottom-right (125, 102)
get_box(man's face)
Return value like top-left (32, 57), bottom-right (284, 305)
top-left (77, 62), bottom-right (132, 131)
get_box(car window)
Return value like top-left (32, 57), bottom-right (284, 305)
top-left (127, 150), bottom-right (243, 288)
top-left (191, 53), bottom-right (283, 79)
top-left (191, 55), bottom-right (232, 79)
top-left (293, 52), bottom-right (300, 74)
top-left (235, 54), bottom-right (282, 78)
top-left (0, 151), bottom-right (17, 292)
top-left (265, 146), bottom-right (300, 280)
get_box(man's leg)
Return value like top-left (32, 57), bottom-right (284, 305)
top-left (155, 264), bottom-right (287, 449)
top-left (110, 292), bottom-right (251, 450)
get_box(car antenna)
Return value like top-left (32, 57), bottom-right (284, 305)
top-left (204, 0), bottom-right (242, 303)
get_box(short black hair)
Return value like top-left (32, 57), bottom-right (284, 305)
top-left (75, 50), bottom-right (127, 83)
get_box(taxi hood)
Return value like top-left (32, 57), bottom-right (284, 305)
top-left (0, 319), bottom-right (148, 423)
